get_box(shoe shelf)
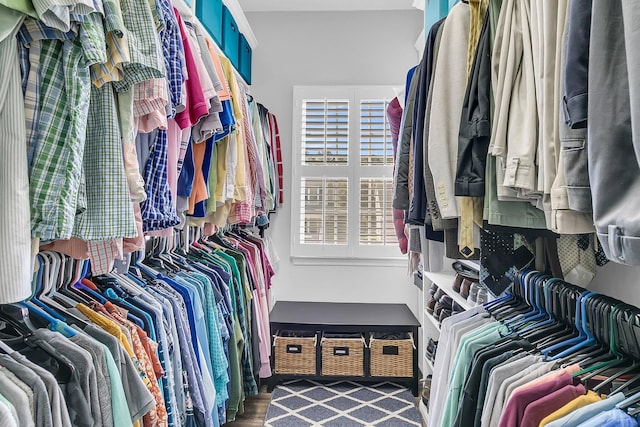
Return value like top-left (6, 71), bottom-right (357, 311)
top-left (423, 271), bottom-right (474, 312)
top-left (420, 261), bottom-right (484, 427)
top-left (419, 400), bottom-right (430, 426)
top-left (423, 309), bottom-right (441, 332)
top-left (424, 354), bottom-right (434, 372)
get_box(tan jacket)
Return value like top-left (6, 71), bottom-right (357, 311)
top-left (427, 1), bottom-right (470, 219)
top-left (490, 0), bottom-right (539, 197)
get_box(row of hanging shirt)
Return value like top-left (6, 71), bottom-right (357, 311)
top-left (0, 228), bottom-right (278, 427)
top-left (429, 271), bottom-right (640, 427)
top-left (0, 0), bottom-right (284, 305)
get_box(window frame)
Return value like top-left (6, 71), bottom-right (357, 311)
top-left (291, 85), bottom-right (405, 264)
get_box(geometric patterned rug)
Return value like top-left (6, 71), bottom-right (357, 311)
top-left (264, 380), bottom-right (423, 426)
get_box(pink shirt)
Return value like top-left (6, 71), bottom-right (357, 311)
top-left (173, 8), bottom-right (208, 130)
top-left (520, 383), bottom-right (586, 427)
top-left (498, 373), bottom-right (574, 427)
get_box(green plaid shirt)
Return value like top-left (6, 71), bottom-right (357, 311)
top-left (112, 0), bottom-right (164, 92)
top-left (26, 12), bottom-right (136, 242)
top-left (73, 82), bottom-right (137, 240)
top-left (27, 20), bottom-right (91, 241)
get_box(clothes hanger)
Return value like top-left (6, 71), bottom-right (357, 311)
top-left (54, 258), bottom-right (102, 306)
top-left (608, 306), bottom-right (640, 396)
top-left (517, 277), bottom-right (562, 335)
top-left (561, 295), bottom-right (614, 367)
top-left (499, 271), bottom-right (536, 326)
top-left (587, 304), bottom-right (640, 392)
top-left (73, 278), bottom-right (108, 305)
top-left (0, 304), bottom-right (39, 334)
top-left (487, 271), bottom-right (533, 320)
top-left (483, 284), bottom-right (518, 312)
top-left (167, 230), bottom-right (189, 265)
top-left (150, 236), bottom-right (181, 273)
top-left (55, 257), bottom-right (92, 305)
top-left (131, 241), bottom-right (160, 280)
top-left (28, 253), bottom-right (65, 320)
top-left (525, 281), bottom-right (578, 346)
top-left (106, 272), bottom-right (144, 296)
top-left (0, 322), bottom-right (76, 383)
top-left (18, 301), bottom-right (76, 338)
top-left (507, 273), bottom-right (550, 331)
top-left (0, 339), bottom-right (13, 354)
top-left (19, 256), bottom-right (85, 335)
top-left (571, 305), bottom-right (625, 379)
top-left (615, 386), bottom-right (640, 410)
top-left (542, 291), bottom-right (597, 360)
top-left (33, 254), bottom-right (89, 328)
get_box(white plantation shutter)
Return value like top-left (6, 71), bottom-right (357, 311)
top-left (292, 86), bottom-right (403, 261)
top-left (360, 99), bottom-right (394, 166)
top-left (300, 178), bottom-right (348, 244)
top-left (359, 178), bottom-right (397, 245)
top-left (302, 100), bottom-right (349, 165)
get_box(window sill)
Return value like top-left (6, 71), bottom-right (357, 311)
top-left (291, 256), bottom-right (407, 267)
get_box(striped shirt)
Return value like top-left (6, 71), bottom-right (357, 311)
top-left (230, 88), bottom-right (256, 224)
top-left (133, 77), bottom-right (169, 118)
top-left (0, 22), bottom-right (33, 303)
top-left (73, 82), bottom-right (137, 241)
top-left (32, 0), bottom-right (94, 33)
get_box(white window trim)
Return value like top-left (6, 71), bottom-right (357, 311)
top-left (291, 85), bottom-right (405, 264)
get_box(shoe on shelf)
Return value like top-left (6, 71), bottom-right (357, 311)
top-left (420, 375), bottom-right (432, 407)
top-left (438, 308), bottom-right (452, 323)
top-left (425, 339), bottom-right (438, 361)
top-left (452, 274), bottom-right (464, 293)
top-left (460, 278), bottom-right (474, 299)
top-left (468, 282), bottom-right (480, 303)
top-left (429, 283), bottom-right (439, 295)
top-left (476, 288), bottom-right (489, 305)
top-left (452, 301), bottom-right (464, 312)
top-left (452, 261), bottom-right (480, 281)
top-left (427, 289), bottom-right (446, 315)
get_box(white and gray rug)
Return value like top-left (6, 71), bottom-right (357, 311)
top-left (264, 380), bottom-right (423, 427)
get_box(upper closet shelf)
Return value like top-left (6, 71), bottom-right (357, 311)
top-left (177, 0), bottom-right (257, 48)
top-left (174, 0), bottom-right (256, 84)
top-left (222, 0), bottom-right (258, 48)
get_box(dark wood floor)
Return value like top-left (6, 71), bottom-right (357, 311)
top-left (224, 386), bottom-right (272, 426)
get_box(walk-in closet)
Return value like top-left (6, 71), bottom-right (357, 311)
top-left (2, 0), bottom-right (640, 426)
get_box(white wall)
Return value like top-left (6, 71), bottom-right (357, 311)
top-left (246, 10), bottom-right (424, 313)
top-left (588, 264), bottom-right (640, 307)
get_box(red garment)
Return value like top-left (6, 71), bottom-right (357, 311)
top-left (174, 8), bottom-right (208, 130)
top-left (387, 97), bottom-right (408, 253)
top-left (498, 373), bottom-right (575, 427)
top-left (520, 383), bottom-right (586, 427)
top-left (268, 112), bottom-right (284, 205)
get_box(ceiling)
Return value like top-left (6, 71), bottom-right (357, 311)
top-left (238, 0), bottom-right (422, 12)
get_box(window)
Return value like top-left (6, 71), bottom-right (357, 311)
top-left (292, 86), bottom-right (402, 262)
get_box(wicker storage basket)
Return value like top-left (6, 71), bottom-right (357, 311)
top-left (273, 331), bottom-right (317, 375)
top-left (321, 333), bottom-right (365, 376)
top-left (369, 333), bottom-right (414, 377)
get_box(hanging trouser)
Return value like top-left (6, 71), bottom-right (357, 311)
top-left (588, 0), bottom-right (640, 265)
